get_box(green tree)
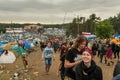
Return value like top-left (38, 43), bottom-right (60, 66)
top-left (78, 16), bottom-right (85, 35)
top-left (66, 18), bottom-right (78, 37)
top-left (109, 13), bottom-right (120, 34)
top-left (66, 14), bottom-right (100, 37)
top-left (96, 20), bottom-right (114, 39)
top-left (89, 13), bottom-right (101, 34)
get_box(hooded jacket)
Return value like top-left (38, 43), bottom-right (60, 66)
top-left (75, 60), bottom-right (103, 80)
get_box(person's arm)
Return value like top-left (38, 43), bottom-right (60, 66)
top-left (64, 59), bottom-right (80, 68)
top-left (64, 49), bottom-right (81, 68)
top-left (41, 49), bottom-right (45, 60)
top-left (56, 61), bottom-right (62, 77)
top-left (52, 48), bottom-right (55, 60)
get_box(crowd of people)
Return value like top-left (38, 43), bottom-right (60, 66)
top-left (40, 35), bottom-right (120, 80)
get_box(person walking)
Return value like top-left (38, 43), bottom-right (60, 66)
top-left (75, 47), bottom-right (103, 80)
top-left (42, 41), bottom-right (55, 75)
top-left (57, 43), bottom-right (67, 80)
top-left (64, 35), bottom-right (88, 80)
top-left (106, 44), bottom-right (114, 66)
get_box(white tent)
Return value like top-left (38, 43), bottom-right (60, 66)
top-left (0, 51), bottom-right (16, 63)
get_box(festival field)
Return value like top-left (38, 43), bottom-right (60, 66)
top-left (0, 46), bottom-right (117, 80)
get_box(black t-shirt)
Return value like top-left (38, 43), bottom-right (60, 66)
top-left (60, 54), bottom-right (65, 72)
top-left (65, 48), bottom-right (82, 79)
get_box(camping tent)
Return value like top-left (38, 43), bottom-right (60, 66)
top-left (0, 50), bottom-right (16, 63)
top-left (83, 35), bottom-right (96, 41)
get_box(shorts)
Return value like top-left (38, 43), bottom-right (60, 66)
top-left (45, 58), bottom-right (52, 66)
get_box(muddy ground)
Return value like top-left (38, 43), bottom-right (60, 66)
top-left (0, 46), bottom-right (118, 80)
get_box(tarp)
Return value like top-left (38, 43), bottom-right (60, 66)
top-left (83, 35), bottom-right (96, 40)
top-left (11, 45), bottom-right (26, 55)
top-left (11, 45), bottom-right (19, 50)
top-left (0, 48), bottom-right (4, 55)
top-left (0, 50), bottom-right (16, 63)
top-left (24, 42), bottom-right (31, 50)
top-left (110, 39), bottom-right (118, 44)
top-left (18, 40), bottom-right (25, 45)
top-left (0, 40), bottom-right (8, 44)
top-left (2, 43), bottom-right (13, 50)
top-left (33, 38), bottom-right (40, 46)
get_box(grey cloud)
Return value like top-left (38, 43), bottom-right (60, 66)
top-left (0, 0), bottom-right (119, 12)
top-left (0, 0), bottom-right (108, 12)
top-left (0, 0), bottom-right (120, 23)
top-left (0, 0), bottom-right (55, 12)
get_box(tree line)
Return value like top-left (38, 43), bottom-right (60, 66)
top-left (0, 13), bottom-right (120, 39)
top-left (65, 13), bottom-right (120, 39)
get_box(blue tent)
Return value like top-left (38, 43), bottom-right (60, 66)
top-left (11, 45), bottom-right (26, 56)
top-left (24, 42), bottom-right (31, 50)
top-left (12, 42), bottom-right (31, 50)
top-left (11, 45), bottom-right (19, 50)
top-left (0, 48), bottom-right (3, 55)
top-left (0, 40), bottom-right (8, 44)
top-left (115, 34), bottom-right (120, 39)
top-left (0, 42), bottom-right (6, 54)
top-left (117, 35), bottom-right (120, 39)
top-left (86, 35), bottom-right (96, 40)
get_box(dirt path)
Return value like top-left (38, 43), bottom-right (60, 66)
top-left (27, 47), bottom-right (60, 80)
top-left (0, 46), bottom-right (117, 80)
top-left (22, 47), bottom-right (116, 80)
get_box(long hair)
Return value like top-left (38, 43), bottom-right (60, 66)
top-left (74, 35), bottom-right (88, 48)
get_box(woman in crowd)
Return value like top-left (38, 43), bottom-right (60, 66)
top-left (75, 47), bottom-right (103, 80)
top-left (106, 44), bottom-right (114, 66)
top-left (64, 35), bottom-right (88, 80)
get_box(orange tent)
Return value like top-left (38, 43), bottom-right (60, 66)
top-left (110, 39), bottom-right (118, 44)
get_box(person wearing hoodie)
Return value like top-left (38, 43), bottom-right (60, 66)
top-left (42, 41), bottom-right (55, 75)
top-left (75, 47), bottom-right (103, 80)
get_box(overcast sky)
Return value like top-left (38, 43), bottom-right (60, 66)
top-left (0, 0), bottom-right (120, 24)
